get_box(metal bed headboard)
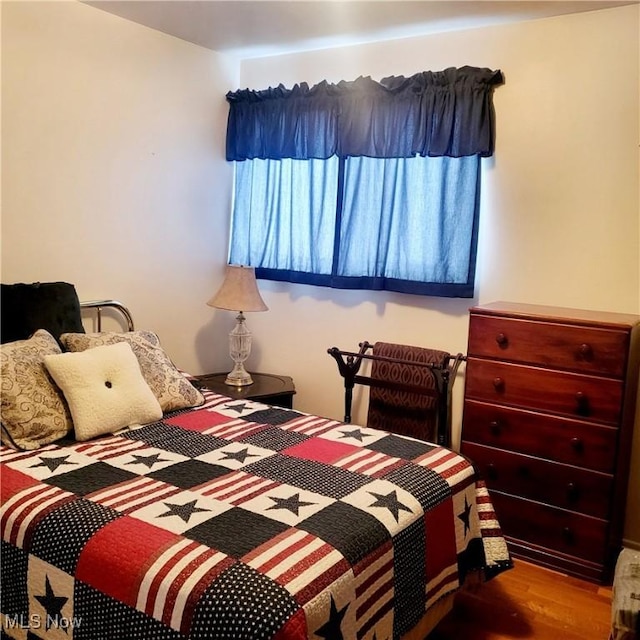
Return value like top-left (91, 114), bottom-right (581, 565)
top-left (80, 300), bottom-right (134, 332)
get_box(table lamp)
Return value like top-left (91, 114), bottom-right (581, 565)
top-left (207, 265), bottom-right (268, 386)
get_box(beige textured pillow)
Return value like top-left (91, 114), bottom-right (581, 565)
top-left (0, 329), bottom-right (73, 450)
top-left (44, 342), bottom-right (163, 441)
top-left (60, 330), bottom-right (204, 413)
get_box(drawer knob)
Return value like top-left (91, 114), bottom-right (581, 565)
top-left (495, 333), bottom-right (508, 347)
top-left (566, 482), bottom-right (580, 501)
top-left (578, 343), bottom-right (593, 359)
top-left (575, 391), bottom-right (590, 416)
top-left (570, 437), bottom-right (584, 452)
top-left (561, 527), bottom-right (574, 543)
top-left (493, 377), bottom-right (505, 391)
top-left (489, 420), bottom-right (501, 436)
top-left (486, 463), bottom-right (497, 480)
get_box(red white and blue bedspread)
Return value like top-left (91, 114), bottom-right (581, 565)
top-left (1, 390), bottom-right (511, 639)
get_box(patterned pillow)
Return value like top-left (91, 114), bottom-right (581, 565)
top-left (0, 329), bottom-right (73, 450)
top-left (60, 331), bottom-right (204, 413)
top-left (44, 342), bottom-right (163, 441)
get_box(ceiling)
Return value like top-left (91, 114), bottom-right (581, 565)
top-left (86, 0), bottom-right (638, 59)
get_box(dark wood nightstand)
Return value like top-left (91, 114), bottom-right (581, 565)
top-left (194, 372), bottom-right (296, 409)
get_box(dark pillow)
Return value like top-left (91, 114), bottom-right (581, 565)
top-left (1, 282), bottom-right (85, 345)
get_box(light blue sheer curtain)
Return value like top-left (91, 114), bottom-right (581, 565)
top-left (230, 158), bottom-right (339, 275)
top-left (230, 154), bottom-right (480, 294)
top-left (338, 155), bottom-right (480, 284)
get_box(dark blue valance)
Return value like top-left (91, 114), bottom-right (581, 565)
top-left (226, 66), bottom-right (504, 161)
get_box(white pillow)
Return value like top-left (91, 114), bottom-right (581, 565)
top-left (60, 330), bottom-right (204, 413)
top-left (44, 342), bottom-right (163, 441)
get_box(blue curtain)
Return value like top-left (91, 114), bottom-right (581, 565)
top-left (337, 155), bottom-right (480, 295)
top-left (226, 66), bottom-right (503, 297)
top-left (229, 158), bottom-right (339, 275)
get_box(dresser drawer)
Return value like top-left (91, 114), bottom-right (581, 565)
top-left (468, 315), bottom-right (628, 377)
top-left (465, 359), bottom-right (623, 424)
top-left (462, 441), bottom-right (613, 519)
top-left (462, 400), bottom-right (618, 473)
top-left (490, 492), bottom-right (608, 565)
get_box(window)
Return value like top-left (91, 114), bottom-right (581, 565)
top-left (226, 67), bottom-right (503, 298)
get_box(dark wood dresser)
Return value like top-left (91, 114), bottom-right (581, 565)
top-left (461, 301), bottom-right (640, 583)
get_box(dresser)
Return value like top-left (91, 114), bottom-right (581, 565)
top-left (461, 302), bottom-right (640, 583)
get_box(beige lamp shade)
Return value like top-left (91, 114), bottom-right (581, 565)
top-left (207, 265), bottom-right (268, 313)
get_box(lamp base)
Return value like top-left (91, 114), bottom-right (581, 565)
top-left (225, 362), bottom-right (254, 387)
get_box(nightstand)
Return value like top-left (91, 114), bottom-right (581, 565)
top-left (194, 372), bottom-right (296, 409)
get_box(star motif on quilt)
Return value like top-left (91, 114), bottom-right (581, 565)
top-left (267, 492), bottom-right (316, 516)
top-left (315, 594), bottom-right (348, 640)
top-left (339, 428), bottom-right (371, 442)
top-left (368, 490), bottom-right (412, 522)
top-left (158, 499), bottom-right (210, 523)
top-left (30, 455), bottom-right (77, 473)
top-left (127, 453), bottom-right (169, 469)
top-left (458, 496), bottom-right (473, 537)
top-left (224, 402), bottom-right (251, 414)
top-left (35, 575), bottom-right (68, 630)
top-left (220, 447), bottom-right (257, 464)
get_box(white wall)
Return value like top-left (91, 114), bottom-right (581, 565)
top-left (1, 0), bottom-right (238, 373)
top-left (2, 3), bottom-right (639, 543)
top-left (237, 6), bottom-right (640, 543)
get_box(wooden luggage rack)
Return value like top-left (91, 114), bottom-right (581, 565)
top-left (327, 341), bottom-right (465, 447)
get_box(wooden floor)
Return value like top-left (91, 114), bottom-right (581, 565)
top-left (430, 559), bottom-right (613, 640)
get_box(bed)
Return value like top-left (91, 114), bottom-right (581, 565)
top-left (1, 282), bottom-right (512, 640)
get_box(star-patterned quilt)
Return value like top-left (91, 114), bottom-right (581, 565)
top-left (1, 389), bottom-right (512, 640)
